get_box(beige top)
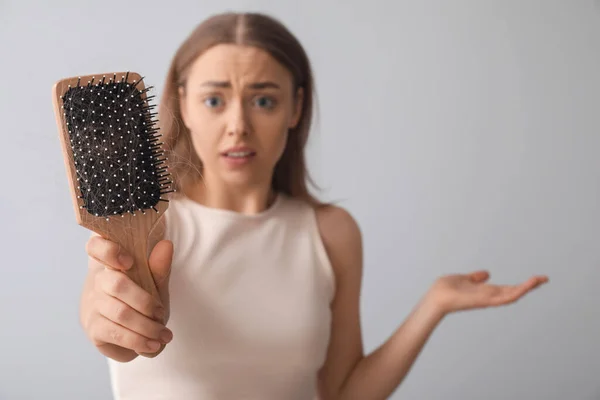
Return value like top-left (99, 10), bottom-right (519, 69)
top-left (108, 193), bottom-right (335, 399)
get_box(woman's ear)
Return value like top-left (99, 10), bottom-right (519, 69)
top-left (178, 85), bottom-right (189, 128)
top-left (290, 87), bottom-right (304, 129)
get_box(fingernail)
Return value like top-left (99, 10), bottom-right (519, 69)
top-left (147, 340), bottom-right (161, 352)
top-left (160, 329), bottom-right (173, 343)
top-left (154, 308), bottom-right (165, 321)
top-left (118, 253), bottom-right (134, 269)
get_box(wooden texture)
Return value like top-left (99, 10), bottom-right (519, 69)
top-left (52, 71), bottom-right (169, 358)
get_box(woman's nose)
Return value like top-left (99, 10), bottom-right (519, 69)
top-left (227, 101), bottom-right (249, 137)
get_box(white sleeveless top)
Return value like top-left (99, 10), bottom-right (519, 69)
top-left (108, 193), bottom-right (335, 400)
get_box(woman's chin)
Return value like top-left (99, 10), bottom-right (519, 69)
top-left (220, 169), bottom-right (270, 189)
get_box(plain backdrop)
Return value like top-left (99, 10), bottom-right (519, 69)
top-left (1, 1), bottom-right (599, 399)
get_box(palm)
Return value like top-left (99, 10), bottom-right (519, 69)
top-left (430, 270), bottom-right (549, 314)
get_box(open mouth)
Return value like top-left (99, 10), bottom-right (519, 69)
top-left (223, 151), bottom-right (256, 158)
top-left (221, 150), bottom-right (256, 166)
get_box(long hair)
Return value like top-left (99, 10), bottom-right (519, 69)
top-left (158, 12), bottom-right (324, 206)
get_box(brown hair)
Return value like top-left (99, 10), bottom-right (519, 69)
top-left (158, 12), bottom-right (325, 207)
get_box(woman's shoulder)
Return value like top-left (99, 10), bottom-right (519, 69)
top-left (314, 203), bottom-right (359, 235)
top-left (283, 193), bottom-right (361, 248)
top-left (279, 194), bottom-right (362, 270)
top-left (313, 202), bottom-right (363, 282)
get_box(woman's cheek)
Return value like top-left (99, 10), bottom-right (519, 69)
top-left (189, 130), bottom-right (212, 164)
top-left (271, 130), bottom-right (289, 164)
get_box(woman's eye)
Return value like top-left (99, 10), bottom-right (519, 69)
top-left (253, 96), bottom-right (276, 109)
top-left (204, 96), bottom-right (223, 108)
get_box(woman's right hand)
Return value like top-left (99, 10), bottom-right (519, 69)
top-left (79, 234), bottom-right (174, 361)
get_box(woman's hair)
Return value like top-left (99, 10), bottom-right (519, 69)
top-left (158, 11), bottom-right (324, 206)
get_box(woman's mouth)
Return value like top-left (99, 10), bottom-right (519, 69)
top-left (221, 150), bottom-right (256, 166)
top-left (224, 151), bottom-right (255, 158)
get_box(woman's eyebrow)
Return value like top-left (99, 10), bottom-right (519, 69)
top-left (199, 81), bottom-right (281, 89)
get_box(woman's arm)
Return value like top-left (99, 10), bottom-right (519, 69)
top-left (316, 205), bottom-right (443, 400)
top-left (316, 205), bottom-right (548, 400)
top-left (315, 205), bottom-right (365, 399)
top-left (335, 295), bottom-right (444, 399)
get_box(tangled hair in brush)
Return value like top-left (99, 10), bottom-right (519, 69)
top-left (158, 12), bottom-right (325, 206)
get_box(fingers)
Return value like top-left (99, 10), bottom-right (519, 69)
top-left (97, 268), bottom-right (165, 321)
top-left (86, 234), bottom-right (134, 271)
top-left (468, 270), bottom-right (490, 283)
top-left (92, 314), bottom-right (166, 354)
top-left (487, 276), bottom-right (549, 306)
top-left (83, 235), bottom-right (175, 358)
top-left (516, 276), bottom-right (548, 293)
top-left (95, 292), bottom-right (173, 345)
top-left (533, 275), bottom-right (550, 286)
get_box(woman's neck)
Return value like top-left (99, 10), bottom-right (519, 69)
top-left (184, 178), bottom-right (277, 215)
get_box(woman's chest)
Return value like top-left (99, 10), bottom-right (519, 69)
top-left (167, 247), bottom-right (333, 370)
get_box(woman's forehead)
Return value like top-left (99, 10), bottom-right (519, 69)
top-left (187, 44), bottom-right (292, 86)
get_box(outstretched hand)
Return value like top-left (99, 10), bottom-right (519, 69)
top-left (427, 270), bottom-right (549, 315)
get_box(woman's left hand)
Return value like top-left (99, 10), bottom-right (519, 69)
top-left (427, 270), bottom-right (549, 316)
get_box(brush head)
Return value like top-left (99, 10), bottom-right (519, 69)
top-left (55, 72), bottom-right (173, 220)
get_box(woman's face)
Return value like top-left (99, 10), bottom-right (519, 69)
top-left (179, 44), bottom-right (303, 188)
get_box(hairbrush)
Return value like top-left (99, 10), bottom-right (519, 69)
top-left (52, 72), bottom-right (174, 357)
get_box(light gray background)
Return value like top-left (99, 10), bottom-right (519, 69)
top-left (1, 1), bottom-right (598, 399)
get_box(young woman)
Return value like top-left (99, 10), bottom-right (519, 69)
top-left (79, 11), bottom-right (549, 400)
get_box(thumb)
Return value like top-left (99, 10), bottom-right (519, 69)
top-left (468, 270), bottom-right (490, 283)
top-left (149, 239), bottom-right (174, 306)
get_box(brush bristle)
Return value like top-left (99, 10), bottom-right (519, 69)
top-left (61, 73), bottom-right (173, 218)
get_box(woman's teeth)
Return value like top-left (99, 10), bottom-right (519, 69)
top-left (226, 152), bottom-right (253, 158)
